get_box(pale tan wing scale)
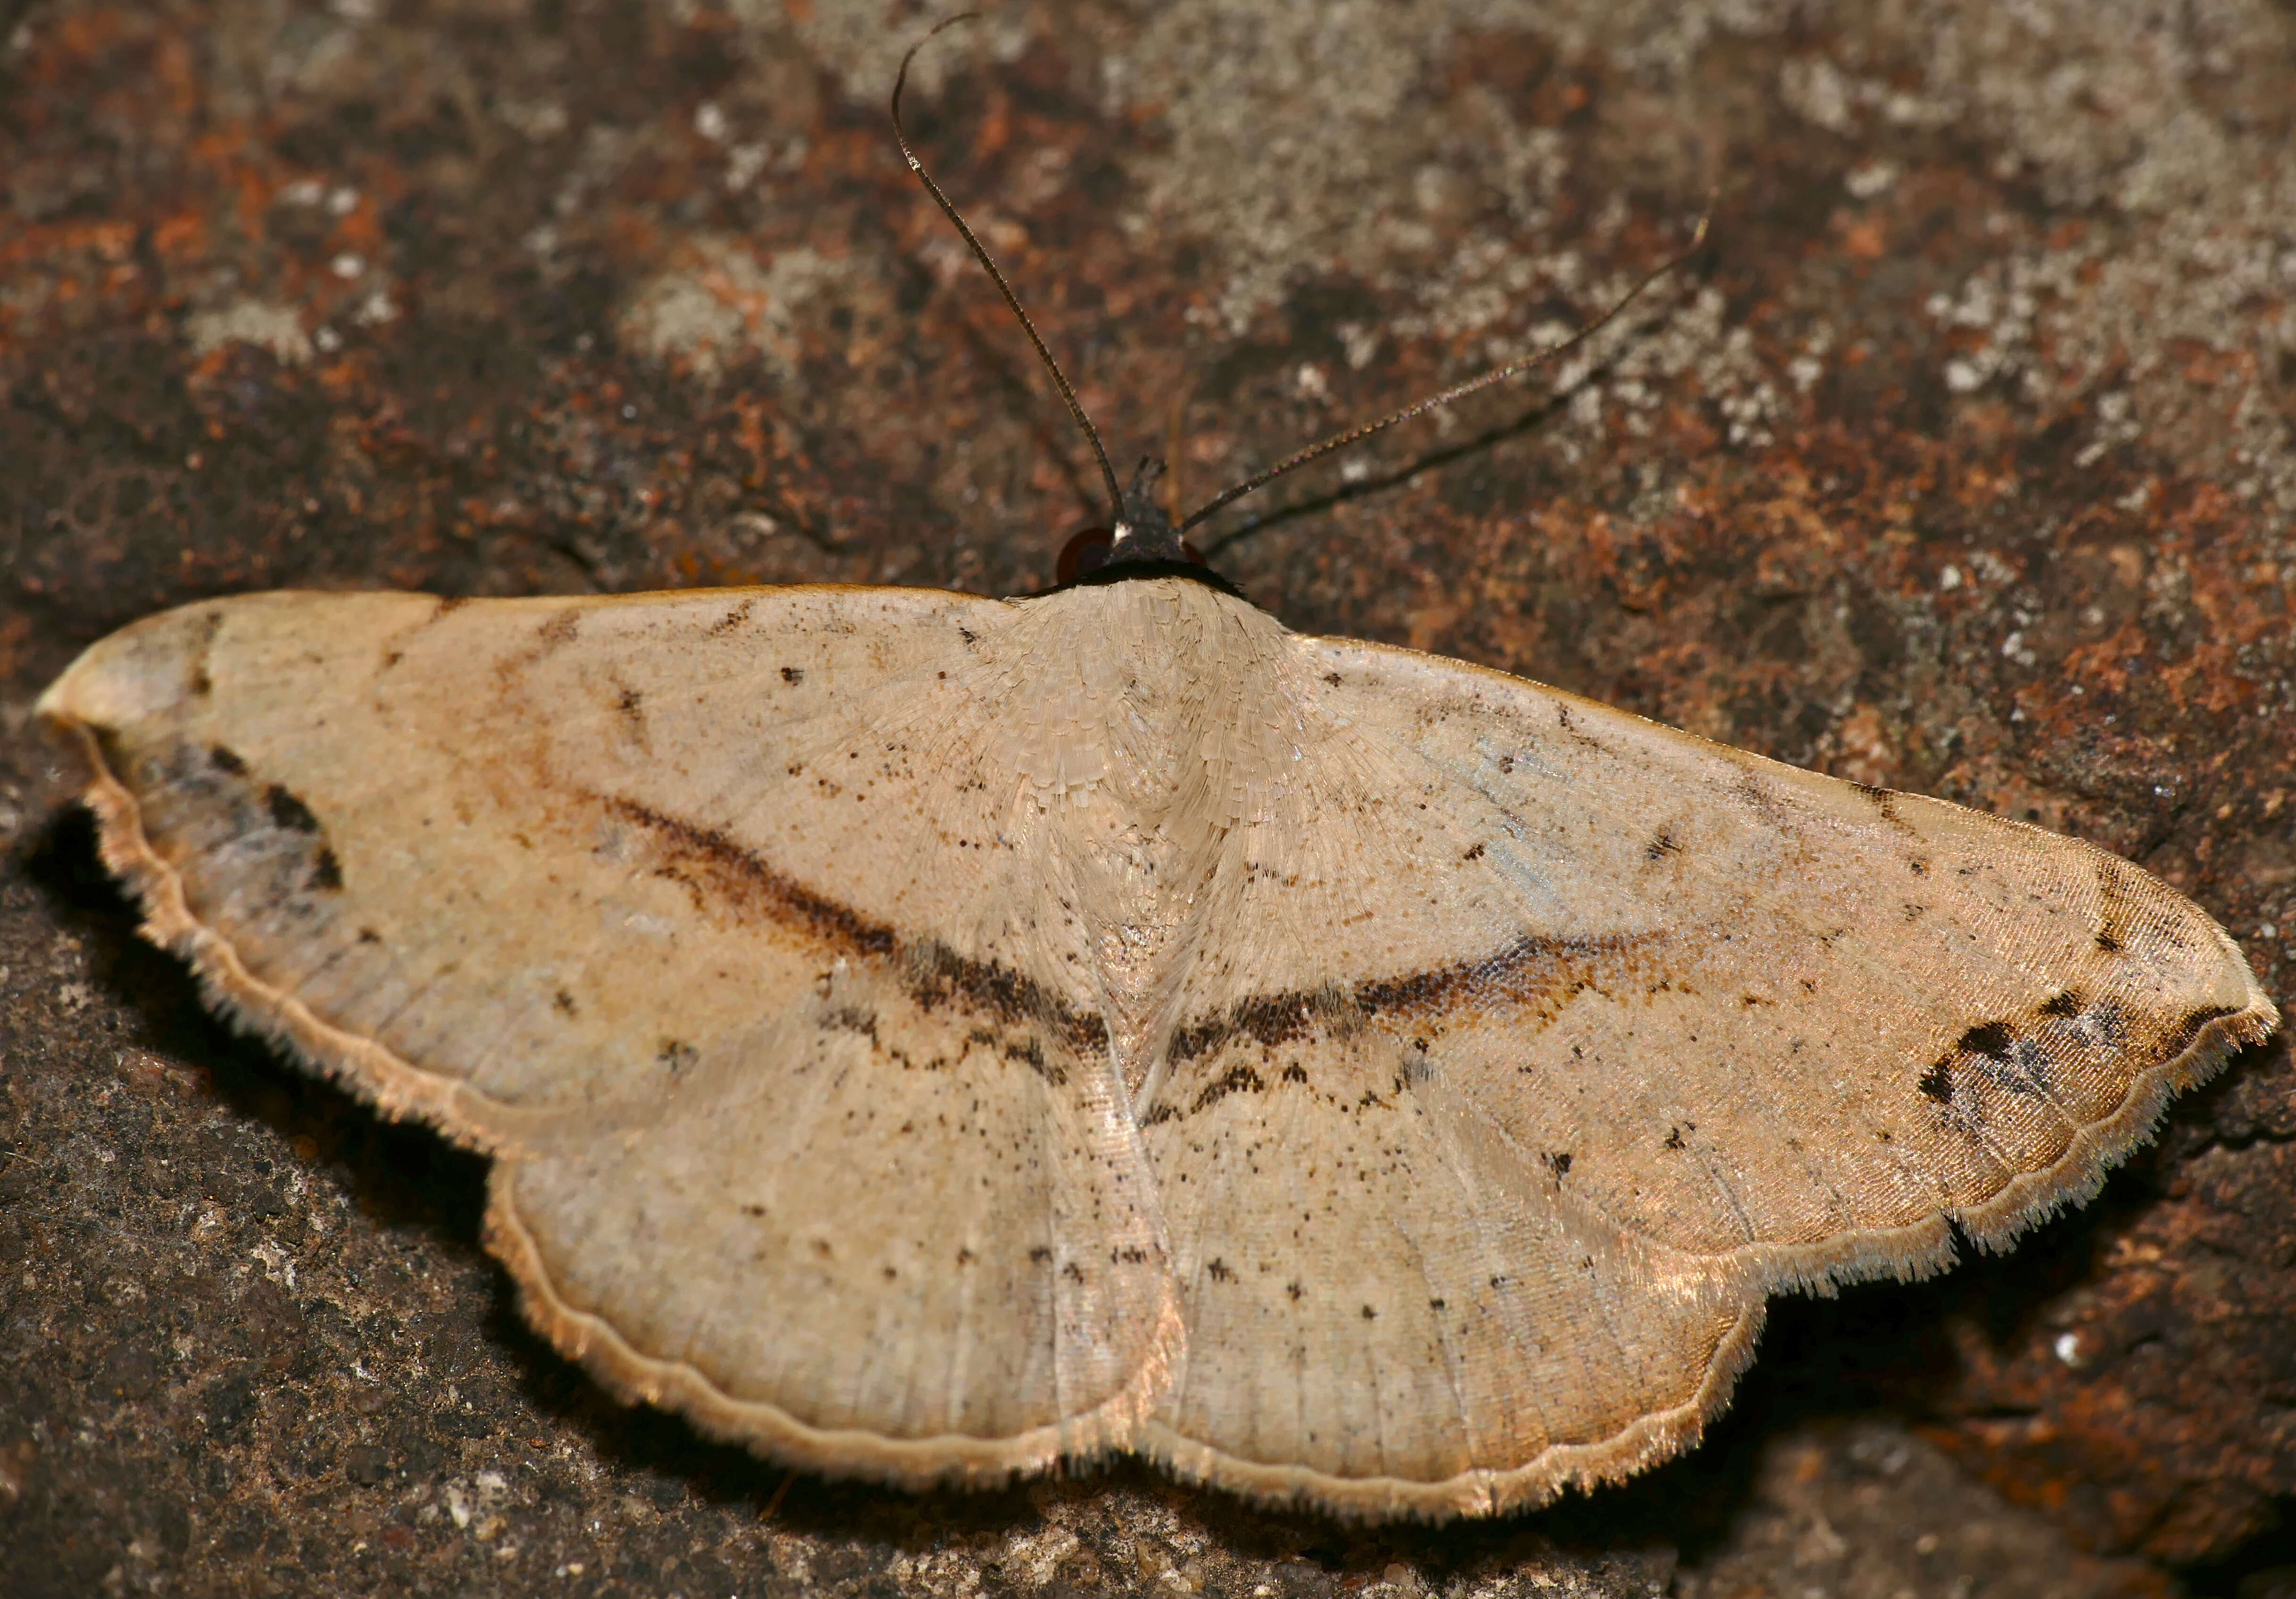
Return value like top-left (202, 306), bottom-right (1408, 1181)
top-left (40, 575), bottom-right (2273, 1519)
top-left (1294, 636), bottom-right (2272, 1258)
top-left (36, 587), bottom-right (1182, 1482)
top-left (1134, 615), bottom-right (2271, 1515)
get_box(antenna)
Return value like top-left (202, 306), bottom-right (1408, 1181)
top-left (1178, 202), bottom-right (1714, 536)
top-left (895, 17), bottom-right (1713, 565)
top-left (892, 15), bottom-right (1127, 525)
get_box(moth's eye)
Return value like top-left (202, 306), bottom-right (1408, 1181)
top-left (1057, 526), bottom-right (1114, 583)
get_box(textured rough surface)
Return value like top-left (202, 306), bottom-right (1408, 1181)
top-left (3, 0), bottom-right (2294, 1593)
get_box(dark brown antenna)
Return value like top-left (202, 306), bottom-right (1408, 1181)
top-left (893, 15), bottom-right (1127, 525)
top-left (895, 16), bottom-right (1712, 567)
top-left (1178, 203), bottom-right (1714, 536)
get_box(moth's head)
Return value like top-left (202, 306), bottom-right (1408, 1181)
top-left (1056, 457), bottom-right (1209, 584)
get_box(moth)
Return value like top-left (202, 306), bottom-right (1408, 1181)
top-left (35, 29), bottom-right (2275, 1520)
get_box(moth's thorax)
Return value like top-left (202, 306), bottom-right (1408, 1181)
top-left (970, 577), bottom-right (1304, 1084)
top-left (988, 577), bottom-right (1301, 834)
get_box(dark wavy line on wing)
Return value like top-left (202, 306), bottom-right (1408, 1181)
top-left (598, 794), bottom-right (1110, 1064)
top-left (1165, 930), bottom-right (1674, 1066)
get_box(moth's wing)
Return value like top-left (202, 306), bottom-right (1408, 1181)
top-left (1135, 620), bottom-right (2271, 1517)
top-left (1139, 965), bottom-right (1760, 1520)
top-left (1303, 637), bottom-right (2272, 1257)
top-left (37, 588), bottom-right (1180, 1483)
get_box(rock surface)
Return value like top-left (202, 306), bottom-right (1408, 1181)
top-left (3, 1), bottom-right (2293, 1594)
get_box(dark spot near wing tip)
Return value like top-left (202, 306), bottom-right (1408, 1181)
top-left (1286, 1281), bottom-right (1304, 1302)
top-left (1360, 1305), bottom-right (1377, 1320)
top-left (2163, 1005), bottom-right (2241, 1056)
top-left (1908, 856), bottom-right (1929, 876)
top-left (2039, 990), bottom-right (2082, 1018)
top-left (1207, 1259), bottom-right (1236, 1283)
top-left (1321, 671), bottom-right (1342, 687)
top-left (617, 687), bottom-right (642, 716)
top-left (1061, 1261), bottom-right (1085, 1283)
top-left (780, 666), bottom-right (804, 684)
top-left (1462, 841), bottom-right (1486, 862)
top-left (657, 1039), bottom-right (697, 1072)
top-left (956, 1247), bottom-right (976, 1265)
top-left (1957, 1021), bottom-right (2014, 1059)
top-left (1663, 1127), bottom-right (1685, 1150)
top-left (357, 927), bottom-right (381, 944)
top-left (1646, 828), bottom-right (1682, 862)
top-left (209, 745), bottom-right (247, 775)
top-left (2093, 862), bottom-right (2139, 953)
top-left (308, 848), bottom-right (343, 893)
top-left (264, 786), bottom-right (320, 833)
top-left (554, 989), bottom-right (578, 1016)
top-left (1029, 1246), bottom-right (1052, 1263)
top-left (1545, 1151), bottom-right (1573, 1176)
top-left (741, 1203), bottom-right (765, 1218)
top-left (957, 626), bottom-right (979, 645)
top-left (187, 616), bottom-right (222, 695)
top-left (1429, 1297), bottom-right (1447, 1312)
top-left (1917, 1060), bottom-right (1954, 1102)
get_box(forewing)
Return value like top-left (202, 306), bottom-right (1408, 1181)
top-left (1303, 636), bottom-right (2273, 1262)
top-left (37, 587), bottom-right (1178, 1480)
